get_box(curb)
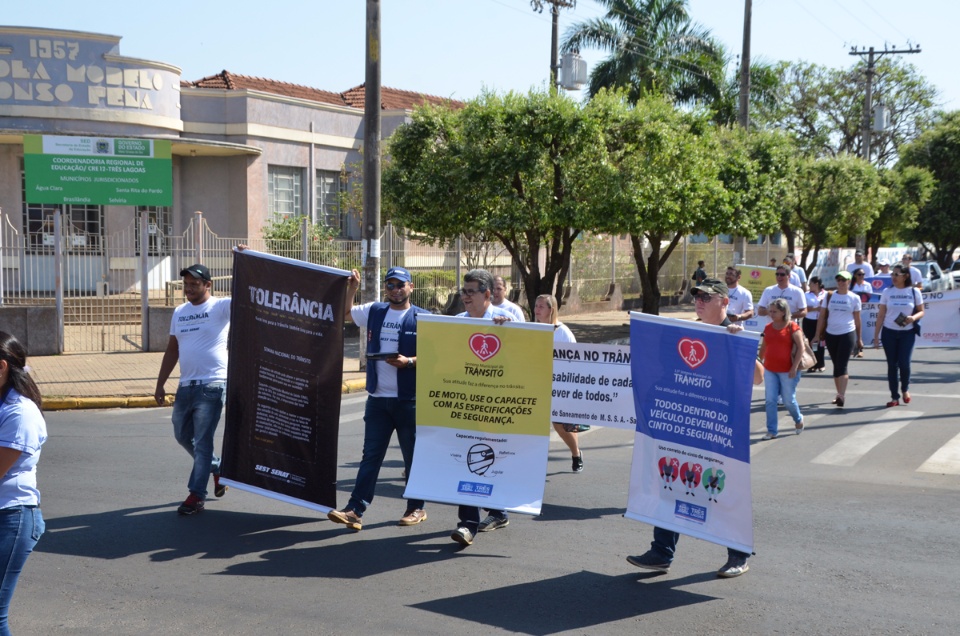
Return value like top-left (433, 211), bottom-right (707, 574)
top-left (43, 378), bottom-right (372, 411)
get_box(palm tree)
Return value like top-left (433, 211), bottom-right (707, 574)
top-left (561, 0), bottom-right (725, 105)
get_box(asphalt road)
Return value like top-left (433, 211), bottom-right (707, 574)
top-left (13, 347), bottom-right (960, 635)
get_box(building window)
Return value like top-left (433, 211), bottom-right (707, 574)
top-left (20, 168), bottom-right (102, 253)
top-left (316, 169), bottom-right (345, 235)
top-left (135, 206), bottom-right (172, 256)
top-left (268, 166), bottom-right (302, 218)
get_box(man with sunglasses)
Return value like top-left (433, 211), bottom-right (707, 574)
top-left (845, 250), bottom-right (874, 277)
top-left (450, 269), bottom-right (514, 547)
top-left (328, 267), bottom-right (430, 532)
top-left (757, 265), bottom-right (807, 321)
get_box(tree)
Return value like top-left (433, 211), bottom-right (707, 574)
top-left (561, 0), bottom-right (724, 106)
top-left (383, 90), bottom-right (612, 309)
top-left (589, 94), bottom-right (782, 313)
top-left (865, 166), bottom-right (934, 264)
top-left (781, 155), bottom-right (887, 272)
top-left (899, 111), bottom-right (960, 266)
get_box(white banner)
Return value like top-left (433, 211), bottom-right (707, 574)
top-left (551, 342), bottom-right (635, 430)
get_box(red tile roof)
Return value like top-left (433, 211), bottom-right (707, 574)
top-left (185, 71), bottom-right (462, 110)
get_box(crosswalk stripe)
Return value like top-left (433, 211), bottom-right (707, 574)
top-left (751, 414), bottom-right (825, 458)
top-left (341, 393), bottom-right (368, 406)
top-left (811, 410), bottom-right (921, 466)
top-left (340, 411), bottom-right (365, 423)
top-left (917, 431), bottom-right (960, 475)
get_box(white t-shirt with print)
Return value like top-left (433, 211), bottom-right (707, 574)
top-left (758, 284), bottom-right (807, 316)
top-left (727, 285), bottom-right (753, 321)
top-left (824, 291), bottom-right (862, 335)
top-left (171, 296), bottom-right (231, 382)
top-left (492, 299), bottom-right (526, 322)
top-left (880, 286), bottom-right (923, 331)
top-left (351, 303), bottom-right (412, 398)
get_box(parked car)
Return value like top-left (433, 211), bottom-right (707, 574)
top-left (913, 261), bottom-right (954, 293)
top-left (949, 261), bottom-right (960, 288)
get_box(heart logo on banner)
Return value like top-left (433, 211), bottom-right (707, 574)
top-left (677, 338), bottom-right (708, 369)
top-left (469, 333), bottom-right (501, 362)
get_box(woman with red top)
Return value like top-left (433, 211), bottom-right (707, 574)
top-left (757, 298), bottom-right (805, 439)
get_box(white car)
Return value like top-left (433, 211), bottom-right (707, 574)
top-left (949, 261), bottom-right (960, 288)
top-left (913, 261), bottom-right (954, 293)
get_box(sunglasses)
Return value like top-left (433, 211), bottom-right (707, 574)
top-left (385, 281), bottom-right (407, 290)
top-left (460, 287), bottom-right (483, 296)
top-left (775, 273), bottom-right (788, 277)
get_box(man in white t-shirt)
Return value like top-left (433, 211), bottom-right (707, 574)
top-left (784, 254), bottom-right (807, 292)
top-left (327, 267), bottom-right (430, 533)
top-left (155, 264), bottom-right (231, 515)
top-left (724, 266), bottom-right (754, 324)
top-left (846, 250), bottom-right (875, 277)
top-left (757, 265), bottom-right (807, 320)
top-left (899, 254), bottom-right (923, 289)
top-left (450, 269), bottom-right (513, 548)
top-left (491, 276), bottom-right (526, 322)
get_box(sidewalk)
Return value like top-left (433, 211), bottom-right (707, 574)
top-left (28, 305), bottom-right (697, 410)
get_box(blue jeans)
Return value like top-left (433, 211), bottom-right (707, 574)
top-left (764, 370), bottom-right (802, 436)
top-left (172, 381), bottom-right (225, 498)
top-left (651, 525), bottom-right (748, 564)
top-left (881, 327), bottom-right (917, 400)
top-left (0, 506), bottom-right (44, 636)
top-left (346, 397), bottom-right (424, 515)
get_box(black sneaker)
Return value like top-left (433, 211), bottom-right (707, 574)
top-left (572, 453), bottom-right (583, 473)
top-left (626, 551), bottom-right (671, 573)
top-left (213, 474), bottom-right (227, 498)
top-left (177, 493), bottom-right (205, 515)
top-left (717, 555), bottom-right (749, 578)
top-left (478, 514), bottom-right (509, 532)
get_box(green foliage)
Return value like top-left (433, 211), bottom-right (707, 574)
top-left (899, 111), bottom-right (960, 265)
top-left (408, 269), bottom-right (458, 312)
top-left (261, 216), bottom-right (342, 266)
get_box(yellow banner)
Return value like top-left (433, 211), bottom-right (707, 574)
top-left (741, 265), bottom-right (777, 300)
top-left (416, 316), bottom-right (554, 436)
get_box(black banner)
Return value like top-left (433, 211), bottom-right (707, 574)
top-left (221, 249), bottom-right (349, 511)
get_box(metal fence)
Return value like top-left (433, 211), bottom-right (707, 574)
top-left (1, 207), bottom-right (783, 352)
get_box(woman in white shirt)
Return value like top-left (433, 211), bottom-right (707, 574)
top-left (534, 294), bottom-right (583, 473)
top-left (873, 264), bottom-right (925, 407)
top-left (802, 276), bottom-right (826, 371)
top-left (813, 271), bottom-right (862, 408)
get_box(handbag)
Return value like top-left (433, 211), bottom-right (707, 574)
top-left (791, 322), bottom-right (817, 371)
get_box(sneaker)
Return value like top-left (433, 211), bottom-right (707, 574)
top-left (398, 509), bottom-right (427, 526)
top-left (572, 453), bottom-right (584, 473)
top-left (213, 473), bottom-right (227, 498)
top-left (177, 493), bottom-right (205, 515)
top-left (762, 432), bottom-right (777, 440)
top-left (795, 420), bottom-right (804, 435)
top-left (478, 514), bottom-right (509, 532)
top-left (717, 555), bottom-right (749, 578)
top-left (327, 508), bottom-right (362, 531)
top-left (450, 527), bottom-right (474, 546)
top-left (626, 552), bottom-right (671, 573)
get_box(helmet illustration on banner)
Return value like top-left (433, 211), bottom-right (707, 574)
top-left (467, 443), bottom-right (495, 475)
top-left (680, 462), bottom-right (703, 495)
top-left (658, 456), bottom-right (680, 490)
top-left (703, 467), bottom-right (726, 502)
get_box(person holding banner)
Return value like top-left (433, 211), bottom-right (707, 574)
top-left (627, 278), bottom-right (752, 578)
top-left (534, 294), bottom-right (583, 472)
top-left (874, 264), bottom-right (925, 408)
top-left (813, 271), bottom-right (862, 409)
top-left (327, 267), bottom-right (431, 532)
top-left (155, 264), bottom-right (230, 516)
top-left (758, 299), bottom-right (806, 439)
top-left (757, 266), bottom-right (807, 321)
top-left (451, 269), bottom-right (514, 546)
top-left (803, 277), bottom-right (827, 372)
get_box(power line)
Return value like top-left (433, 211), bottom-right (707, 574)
top-left (855, 0), bottom-right (912, 43)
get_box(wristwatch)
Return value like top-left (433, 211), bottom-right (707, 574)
top-left (406, 358), bottom-right (414, 369)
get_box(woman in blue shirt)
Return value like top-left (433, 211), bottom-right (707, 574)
top-left (0, 332), bottom-right (46, 636)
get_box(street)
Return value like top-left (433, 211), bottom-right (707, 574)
top-left (14, 347), bottom-right (960, 635)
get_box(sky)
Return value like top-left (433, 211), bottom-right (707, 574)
top-left (3, 0), bottom-right (956, 110)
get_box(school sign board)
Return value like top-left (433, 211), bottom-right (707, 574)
top-left (24, 134), bottom-right (172, 206)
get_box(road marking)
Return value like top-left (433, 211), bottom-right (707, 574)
top-left (751, 414), bottom-right (824, 458)
top-left (811, 410), bottom-right (921, 466)
top-left (341, 393), bottom-right (368, 406)
top-left (917, 431), bottom-right (960, 475)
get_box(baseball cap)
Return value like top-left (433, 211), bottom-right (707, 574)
top-left (855, 249), bottom-right (864, 256)
top-left (691, 278), bottom-right (729, 297)
top-left (180, 264), bottom-right (211, 282)
top-left (385, 266), bottom-right (412, 283)
top-left (878, 258), bottom-right (889, 266)
top-left (835, 270), bottom-right (852, 281)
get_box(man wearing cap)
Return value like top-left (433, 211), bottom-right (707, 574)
top-left (491, 276), bottom-right (526, 322)
top-left (900, 254), bottom-right (923, 289)
top-left (846, 250), bottom-right (874, 277)
top-left (628, 278), bottom-right (753, 578)
top-left (877, 259), bottom-right (891, 275)
top-left (328, 267), bottom-right (430, 532)
top-left (724, 266), bottom-right (754, 325)
top-left (155, 264), bottom-right (231, 515)
top-left (784, 254), bottom-right (807, 292)
top-left (757, 265), bottom-right (807, 321)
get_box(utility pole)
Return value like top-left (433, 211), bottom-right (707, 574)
top-left (738, 0), bottom-right (752, 129)
top-left (362, 0), bottom-right (382, 305)
top-left (530, 0), bottom-right (576, 93)
top-left (849, 44), bottom-right (921, 164)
